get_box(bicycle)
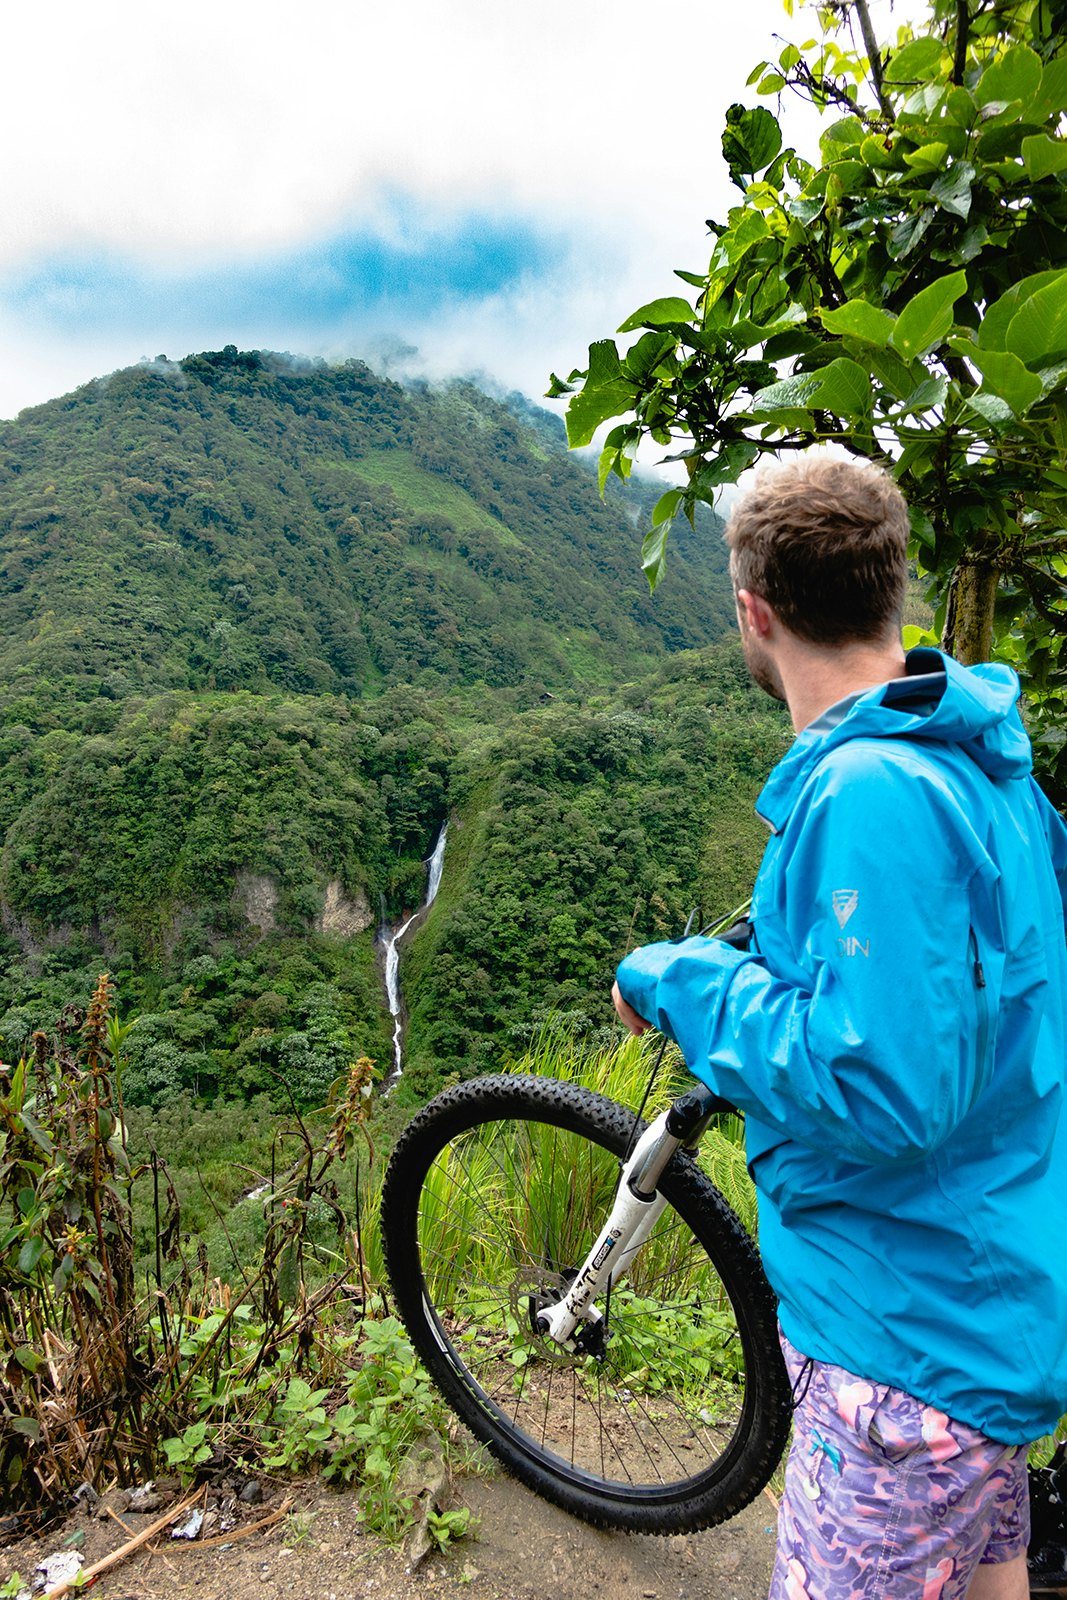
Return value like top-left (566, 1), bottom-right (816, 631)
top-left (379, 1061), bottom-right (793, 1534)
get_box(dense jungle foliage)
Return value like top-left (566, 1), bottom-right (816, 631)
top-left (0, 350), bottom-right (786, 1116)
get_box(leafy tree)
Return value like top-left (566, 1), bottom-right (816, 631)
top-left (552, 0), bottom-right (1067, 798)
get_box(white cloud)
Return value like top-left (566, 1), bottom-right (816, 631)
top-left (0, 0), bottom-right (928, 418)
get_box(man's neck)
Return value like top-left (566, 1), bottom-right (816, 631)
top-left (779, 637), bottom-right (908, 733)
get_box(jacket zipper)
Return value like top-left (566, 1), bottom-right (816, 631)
top-left (968, 925), bottom-right (992, 1105)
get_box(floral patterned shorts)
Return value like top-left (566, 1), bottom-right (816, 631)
top-left (769, 1332), bottom-right (1030, 1600)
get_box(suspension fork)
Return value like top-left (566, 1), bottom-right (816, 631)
top-left (537, 1085), bottom-right (730, 1350)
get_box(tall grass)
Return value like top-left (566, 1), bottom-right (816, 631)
top-left (508, 1025), bottom-right (758, 1238)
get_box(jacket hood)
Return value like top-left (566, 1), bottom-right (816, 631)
top-left (757, 647), bottom-right (1031, 832)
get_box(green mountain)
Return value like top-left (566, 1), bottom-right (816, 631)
top-left (0, 347), bottom-right (734, 710)
top-left (0, 349), bottom-right (786, 1107)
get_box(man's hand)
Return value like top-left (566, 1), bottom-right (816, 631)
top-left (612, 980), bottom-right (652, 1036)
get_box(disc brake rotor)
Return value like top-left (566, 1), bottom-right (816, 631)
top-left (508, 1268), bottom-right (588, 1367)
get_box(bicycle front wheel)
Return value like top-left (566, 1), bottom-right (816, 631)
top-left (380, 1074), bottom-right (791, 1533)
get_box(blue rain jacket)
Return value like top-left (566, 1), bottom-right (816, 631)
top-left (617, 648), bottom-right (1067, 1443)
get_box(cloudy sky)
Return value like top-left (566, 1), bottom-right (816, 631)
top-left (0, 0), bottom-right (912, 420)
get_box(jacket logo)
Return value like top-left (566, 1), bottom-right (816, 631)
top-left (837, 936), bottom-right (870, 958)
top-left (832, 889), bottom-right (859, 929)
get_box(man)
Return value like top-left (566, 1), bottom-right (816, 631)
top-left (612, 455), bottom-right (1067, 1600)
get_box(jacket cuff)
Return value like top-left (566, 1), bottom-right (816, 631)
top-left (616, 936), bottom-right (735, 1042)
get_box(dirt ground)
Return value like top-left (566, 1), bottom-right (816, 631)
top-left (1, 1464), bottom-right (779, 1600)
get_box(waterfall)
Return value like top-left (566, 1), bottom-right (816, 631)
top-left (381, 821), bottom-right (448, 1087)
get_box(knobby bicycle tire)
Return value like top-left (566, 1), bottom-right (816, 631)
top-left (380, 1074), bottom-right (792, 1534)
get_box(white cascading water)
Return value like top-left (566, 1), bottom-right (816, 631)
top-left (382, 821), bottom-right (448, 1086)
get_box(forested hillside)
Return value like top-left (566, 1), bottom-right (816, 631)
top-left (0, 349), bottom-right (787, 1109)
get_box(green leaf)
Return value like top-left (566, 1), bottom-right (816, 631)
top-left (622, 331), bottom-right (675, 380)
top-left (722, 104), bottom-right (782, 184)
top-left (617, 298), bottom-right (693, 333)
top-left (1033, 56), bottom-right (1067, 123)
top-left (640, 520), bottom-right (670, 592)
top-left (819, 300), bottom-right (895, 348)
top-left (14, 1346), bottom-right (41, 1373)
top-left (980, 270), bottom-right (1067, 350)
top-left (1021, 135), bottom-right (1067, 182)
top-left (889, 271), bottom-right (968, 361)
top-left (811, 358), bottom-right (871, 416)
top-left (951, 344), bottom-right (1043, 415)
top-left (689, 441), bottom-right (758, 493)
top-left (751, 372), bottom-right (820, 411)
top-left (758, 72), bottom-right (786, 94)
top-left (1004, 274), bottom-right (1067, 367)
top-left (884, 37), bottom-right (946, 85)
top-left (11, 1417), bottom-right (41, 1442)
top-left (892, 375), bottom-right (949, 415)
top-left (788, 195), bottom-right (824, 225)
top-left (888, 209), bottom-right (933, 260)
top-left (964, 392), bottom-right (1014, 429)
top-left (867, 345), bottom-right (925, 402)
top-left (903, 141), bottom-right (949, 173)
top-left (651, 488), bottom-right (683, 529)
top-left (930, 161), bottom-right (975, 221)
top-left (976, 45), bottom-right (1042, 110)
top-left (587, 339), bottom-right (623, 382)
top-left (565, 378), bottom-right (635, 449)
top-left (18, 1237), bottom-right (45, 1275)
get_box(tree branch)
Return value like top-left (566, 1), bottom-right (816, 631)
top-left (952, 0), bottom-right (969, 87)
top-left (853, 0), bottom-right (892, 118)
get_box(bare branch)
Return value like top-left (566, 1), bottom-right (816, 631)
top-left (853, 0), bottom-right (892, 118)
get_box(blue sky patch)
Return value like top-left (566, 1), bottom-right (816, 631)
top-left (1, 206), bottom-right (567, 339)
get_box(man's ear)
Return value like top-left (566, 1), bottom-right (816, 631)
top-left (736, 589), bottom-right (776, 639)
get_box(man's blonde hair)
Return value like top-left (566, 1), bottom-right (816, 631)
top-left (724, 455), bottom-right (910, 645)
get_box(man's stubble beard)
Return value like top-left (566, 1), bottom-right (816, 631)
top-left (740, 628), bottom-right (786, 704)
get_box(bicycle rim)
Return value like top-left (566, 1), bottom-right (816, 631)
top-left (381, 1074), bottom-right (791, 1533)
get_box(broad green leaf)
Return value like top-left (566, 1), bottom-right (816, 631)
top-left (14, 1346), bottom-right (41, 1373)
top-left (811, 358), bottom-right (872, 416)
top-left (641, 516), bottom-right (674, 592)
top-left (889, 271), bottom-right (968, 361)
top-left (722, 105), bottom-right (782, 182)
top-left (888, 208), bottom-right (933, 260)
top-left (1033, 56), bottom-right (1067, 123)
top-left (860, 134), bottom-right (901, 170)
top-left (18, 1237), bottom-right (45, 1275)
top-left (980, 270), bottom-right (1067, 350)
top-left (892, 375), bottom-right (949, 415)
top-left (1021, 135), bottom-right (1067, 182)
top-left (964, 392), bottom-right (1014, 429)
top-left (975, 45), bottom-right (1042, 110)
top-left (788, 195), bottom-right (824, 225)
top-left (690, 441), bottom-right (759, 493)
top-left (622, 332), bottom-right (675, 380)
top-left (651, 488), bottom-right (683, 528)
top-left (930, 161), bottom-right (975, 220)
top-left (884, 37), bottom-right (946, 84)
top-left (751, 373), bottom-right (820, 411)
top-left (587, 339), bottom-right (623, 383)
top-left (950, 344), bottom-right (1043, 415)
top-left (11, 1417), bottom-right (41, 1442)
top-left (820, 117), bottom-right (864, 153)
top-left (1004, 275), bottom-right (1067, 367)
top-left (565, 378), bottom-right (635, 449)
top-left (617, 298), bottom-right (693, 333)
top-left (819, 300), bottom-right (896, 347)
top-left (956, 223), bottom-right (988, 263)
top-left (1036, 361), bottom-right (1067, 397)
top-left (903, 141), bottom-right (949, 173)
top-left (759, 73), bottom-right (786, 94)
top-left (867, 345), bottom-right (925, 401)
